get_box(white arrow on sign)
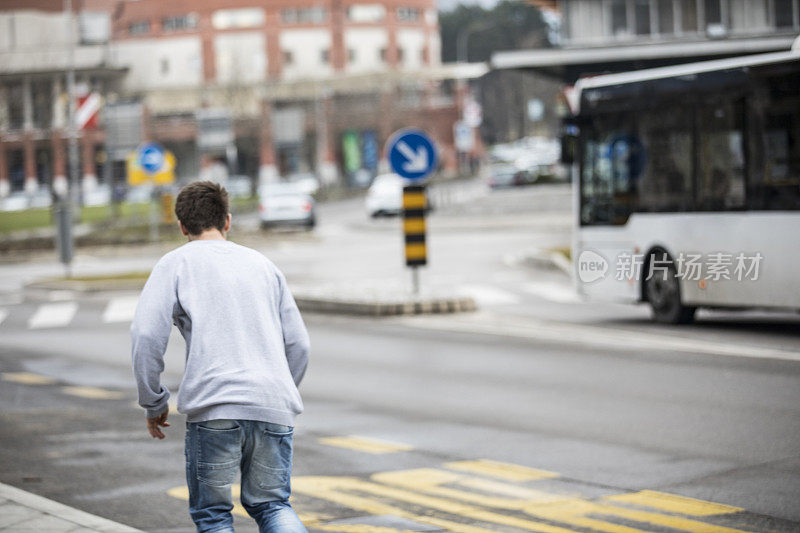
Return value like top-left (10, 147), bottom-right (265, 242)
top-left (397, 141), bottom-right (428, 173)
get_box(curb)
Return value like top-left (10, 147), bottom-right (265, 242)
top-left (0, 482), bottom-right (144, 532)
top-left (26, 279), bottom-right (147, 292)
top-left (294, 295), bottom-right (477, 317)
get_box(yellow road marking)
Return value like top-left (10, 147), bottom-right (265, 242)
top-left (445, 459), bottom-right (559, 482)
top-left (295, 475), bottom-right (577, 533)
top-left (372, 468), bottom-right (567, 509)
top-left (457, 476), bottom-right (572, 502)
top-left (605, 489), bottom-right (743, 516)
top-left (525, 497), bottom-right (749, 533)
top-left (60, 386), bottom-right (125, 400)
top-left (293, 476), bottom-right (504, 533)
top-left (403, 218), bottom-right (426, 234)
top-left (318, 436), bottom-right (413, 454)
top-left (315, 525), bottom-right (416, 533)
top-left (164, 461), bottom-right (755, 533)
top-left (166, 485), bottom-right (322, 525)
top-left (1, 372), bottom-right (57, 385)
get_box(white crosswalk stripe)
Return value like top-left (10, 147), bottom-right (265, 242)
top-left (102, 296), bottom-right (140, 324)
top-left (522, 282), bottom-right (580, 303)
top-left (459, 284), bottom-right (521, 306)
top-left (28, 302), bottom-right (78, 329)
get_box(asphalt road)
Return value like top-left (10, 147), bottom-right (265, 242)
top-left (0, 181), bottom-right (798, 533)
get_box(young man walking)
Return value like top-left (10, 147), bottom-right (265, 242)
top-left (131, 181), bottom-right (309, 533)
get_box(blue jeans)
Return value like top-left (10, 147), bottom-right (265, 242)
top-left (185, 419), bottom-right (307, 533)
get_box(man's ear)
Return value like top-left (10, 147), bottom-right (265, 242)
top-left (224, 213), bottom-right (232, 232)
top-left (178, 221), bottom-right (189, 236)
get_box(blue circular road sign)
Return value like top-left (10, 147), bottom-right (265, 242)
top-left (138, 143), bottom-right (166, 175)
top-left (386, 129), bottom-right (438, 182)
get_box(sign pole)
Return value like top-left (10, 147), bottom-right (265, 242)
top-left (149, 186), bottom-right (159, 242)
top-left (411, 266), bottom-right (420, 295)
top-left (387, 129), bottom-right (437, 298)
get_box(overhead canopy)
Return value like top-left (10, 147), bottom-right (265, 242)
top-left (491, 36), bottom-right (797, 83)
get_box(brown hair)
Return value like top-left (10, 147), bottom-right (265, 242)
top-left (174, 181), bottom-right (230, 236)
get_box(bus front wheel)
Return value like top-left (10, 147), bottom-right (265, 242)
top-left (644, 252), bottom-right (696, 325)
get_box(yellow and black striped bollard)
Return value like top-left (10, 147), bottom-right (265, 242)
top-left (403, 185), bottom-right (427, 293)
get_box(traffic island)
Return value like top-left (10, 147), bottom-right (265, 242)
top-left (25, 274), bottom-right (478, 317)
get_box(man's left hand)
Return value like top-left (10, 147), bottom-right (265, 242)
top-left (146, 407), bottom-right (171, 439)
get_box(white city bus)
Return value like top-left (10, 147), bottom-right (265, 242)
top-left (565, 49), bottom-right (800, 323)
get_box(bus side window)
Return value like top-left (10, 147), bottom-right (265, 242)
top-left (697, 101), bottom-right (746, 210)
top-left (635, 108), bottom-right (693, 213)
top-left (749, 73), bottom-right (800, 211)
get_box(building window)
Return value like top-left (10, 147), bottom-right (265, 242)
top-left (282, 7), bottom-right (327, 24)
top-left (347, 4), bottom-right (386, 22)
top-left (397, 47), bottom-right (404, 63)
top-left (397, 7), bottom-right (421, 22)
top-left (774, 0), bottom-right (797, 28)
top-left (212, 8), bottom-right (265, 30)
top-left (128, 20), bottom-right (150, 35)
top-left (160, 58), bottom-right (169, 75)
top-left (379, 48), bottom-right (387, 62)
top-left (610, 0), bottom-right (629, 37)
top-left (679, 0), bottom-right (699, 32)
top-left (348, 49), bottom-right (356, 62)
top-left (634, 0), bottom-right (652, 34)
top-left (283, 51), bottom-right (293, 65)
top-left (320, 49), bottom-right (330, 64)
top-left (162, 14), bottom-right (198, 32)
top-left (657, 0), bottom-right (675, 33)
top-left (703, 0), bottom-right (723, 25)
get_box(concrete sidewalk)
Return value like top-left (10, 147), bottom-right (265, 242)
top-left (0, 482), bottom-right (143, 532)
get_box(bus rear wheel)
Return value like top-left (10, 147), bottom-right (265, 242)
top-left (645, 252), bottom-right (696, 324)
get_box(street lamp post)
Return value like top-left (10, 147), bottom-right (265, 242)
top-left (56, 0), bottom-right (77, 277)
top-left (455, 22), bottom-right (492, 175)
top-left (456, 21), bottom-right (493, 65)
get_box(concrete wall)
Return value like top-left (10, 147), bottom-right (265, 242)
top-left (397, 28), bottom-right (426, 70)
top-left (279, 29), bottom-right (333, 80)
top-left (214, 31), bottom-right (266, 84)
top-left (344, 28), bottom-right (388, 74)
top-left (111, 37), bottom-right (202, 90)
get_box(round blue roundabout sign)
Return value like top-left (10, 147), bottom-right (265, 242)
top-left (386, 129), bottom-right (438, 182)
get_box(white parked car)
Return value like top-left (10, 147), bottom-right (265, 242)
top-left (126, 184), bottom-right (154, 204)
top-left (83, 184), bottom-right (111, 206)
top-left (0, 192), bottom-right (30, 212)
top-left (286, 173), bottom-right (320, 196)
top-left (226, 175), bottom-right (253, 198)
top-left (258, 183), bottom-right (316, 229)
top-left (365, 173), bottom-right (403, 217)
top-left (29, 188), bottom-right (53, 209)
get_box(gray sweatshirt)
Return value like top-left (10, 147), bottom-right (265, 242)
top-left (131, 239), bottom-right (309, 426)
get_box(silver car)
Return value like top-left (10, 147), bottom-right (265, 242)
top-left (258, 183), bottom-right (316, 230)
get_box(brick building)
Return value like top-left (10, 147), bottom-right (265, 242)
top-left (0, 0), bottom-right (473, 199)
